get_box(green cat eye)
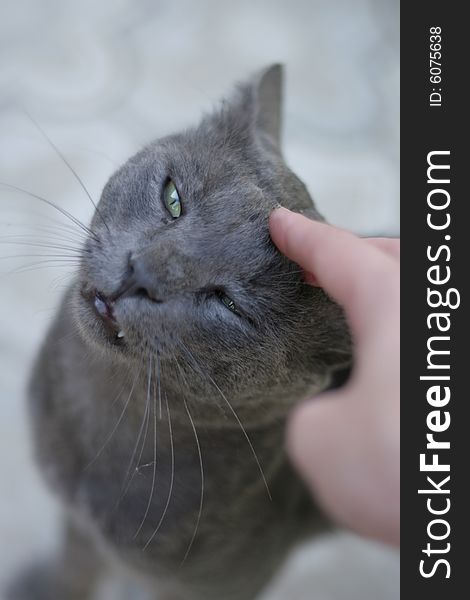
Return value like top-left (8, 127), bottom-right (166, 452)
top-left (219, 293), bottom-right (237, 313)
top-left (163, 180), bottom-right (181, 218)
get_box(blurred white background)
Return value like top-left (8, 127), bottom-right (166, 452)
top-left (0, 0), bottom-right (399, 598)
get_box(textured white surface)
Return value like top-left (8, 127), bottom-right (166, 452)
top-left (0, 1), bottom-right (399, 598)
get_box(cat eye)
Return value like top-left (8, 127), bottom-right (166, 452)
top-left (217, 291), bottom-right (238, 314)
top-left (163, 179), bottom-right (181, 218)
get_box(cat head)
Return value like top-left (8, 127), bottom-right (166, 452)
top-left (74, 65), bottom-right (350, 422)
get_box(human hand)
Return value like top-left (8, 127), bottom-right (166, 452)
top-left (269, 207), bottom-right (399, 547)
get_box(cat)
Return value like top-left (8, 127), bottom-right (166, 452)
top-left (7, 64), bottom-right (351, 600)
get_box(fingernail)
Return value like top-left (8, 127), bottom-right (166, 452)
top-left (270, 206), bottom-right (292, 221)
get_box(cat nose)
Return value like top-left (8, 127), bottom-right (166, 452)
top-left (112, 255), bottom-right (162, 302)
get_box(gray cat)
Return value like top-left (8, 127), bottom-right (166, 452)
top-left (8, 65), bottom-right (351, 600)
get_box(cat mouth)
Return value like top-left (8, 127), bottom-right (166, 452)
top-left (84, 289), bottom-right (125, 343)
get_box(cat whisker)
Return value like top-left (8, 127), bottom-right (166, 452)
top-left (114, 365), bottom-right (152, 511)
top-left (179, 342), bottom-right (272, 502)
top-left (0, 256), bottom-right (82, 278)
top-left (2, 216), bottom-right (89, 243)
top-left (0, 229), bottom-right (86, 243)
top-left (0, 183), bottom-right (100, 243)
top-left (143, 390), bottom-right (175, 551)
top-left (84, 362), bottom-right (142, 471)
top-left (0, 252), bottom-right (83, 268)
top-left (24, 110), bottom-right (111, 234)
top-left (180, 392), bottom-right (203, 567)
top-left (109, 367), bottom-right (136, 409)
top-left (48, 271), bottom-right (75, 292)
top-left (136, 461), bottom-right (155, 472)
top-left (1, 260), bottom-right (80, 278)
top-left (134, 354), bottom-right (158, 539)
top-left (1, 252), bottom-right (83, 269)
top-left (0, 231), bottom-right (88, 260)
top-left (170, 353), bottom-right (204, 565)
top-left (156, 351), bottom-right (163, 420)
top-left (0, 238), bottom-right (86, 255)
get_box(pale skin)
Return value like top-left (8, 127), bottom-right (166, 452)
top-left (269, 207), bottom-right (399, 547)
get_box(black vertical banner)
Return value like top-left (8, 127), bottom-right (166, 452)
top-left (401, 3), bottom-right (467, 599)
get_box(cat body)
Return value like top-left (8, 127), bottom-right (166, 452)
top-left (30, 299), bottom-right (320, 600)
top-left (10, 65), bottom-right (350, 600)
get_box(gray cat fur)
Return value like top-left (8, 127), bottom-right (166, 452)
top-left (8, 65), bottom-right (351, 600)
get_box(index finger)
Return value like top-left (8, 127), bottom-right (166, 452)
top-left (269, 208), bottom-right (398, 339)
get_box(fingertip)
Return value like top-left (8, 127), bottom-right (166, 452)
top-left (269, 206), bottom-right (292, 245)
top-left (269, 206), bottom-right (292, 223)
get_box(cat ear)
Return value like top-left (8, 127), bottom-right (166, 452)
top-left (252, 63), bottom-right (283, 148)
top-left (206, 64), bottom-right (284, 151)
